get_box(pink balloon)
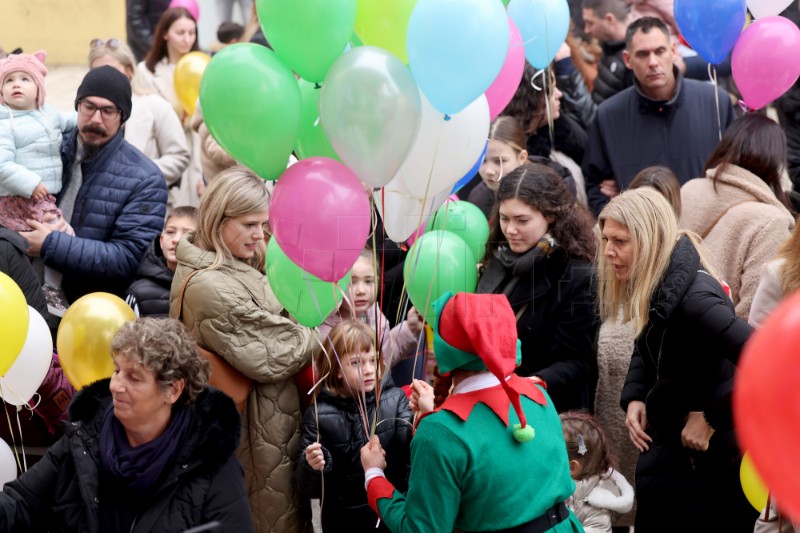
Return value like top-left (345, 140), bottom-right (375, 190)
top-left (169, 0), bottom-right (200, 21)
top-left (485, 17), bottom-right (526, 121)
top-left (270, 157), bottom-right (371, 282)
top-left (732, 16), bottom-right (800, 110)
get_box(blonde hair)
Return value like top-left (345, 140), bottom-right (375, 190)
top-left (597, 188), bottom-right (717, 336)
top-left (777, 222), bottom-right (800, 296)
top-left (314, 320), bottom-right (382, 397)
top-left (87, 40), bottom-right (152, 96)
top-left (194, 166), bottom-right (271, 272)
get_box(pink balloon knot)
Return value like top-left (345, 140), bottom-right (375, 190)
top-left (737, 100), bottom-right (751, 113)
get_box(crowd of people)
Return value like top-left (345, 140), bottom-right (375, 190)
top-left (1, 0), bottom-right (800, 531)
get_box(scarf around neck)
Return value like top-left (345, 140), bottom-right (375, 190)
top-left (99, 402), bottom-right (192, 495)
top-left (477, 234), bottom-right (558, 296)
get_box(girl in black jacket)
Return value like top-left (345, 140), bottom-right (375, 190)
top-left (597, 188), bottom-right (758, 532)
top-left (476, 163), bottom-right (599, 413)
top-left (294, 320), bottom-right (412, 533)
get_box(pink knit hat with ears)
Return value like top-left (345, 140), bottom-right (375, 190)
top-left (0, 51), bottom-right (48, 108)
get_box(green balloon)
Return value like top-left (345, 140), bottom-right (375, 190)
top-left (426, 201), bottom-right (490, 263)
top-left (200, 43), bottom-right (301, 180)
top-left (294, 79), bottom-right (341, 161)
top-left (403, 230), bottom-right (478, 320)
top-left (258, 0), bottom-right (357, 83)
top-left (266, 239), bottom-right (351, 327)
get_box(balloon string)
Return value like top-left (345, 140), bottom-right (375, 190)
top-left (544, 68), bottom-right (555, 152)
top-left (14, 408), bottom-right (26, 472)
top-left (738, 100), bottom-right (750, 114)
top-left (1, 384), bottom-right (23, 474)
top-left (709, 64), bottom-right (722, 141)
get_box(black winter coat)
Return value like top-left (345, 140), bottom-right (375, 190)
top-left (294, 384), bottom-right (412, 533)
top-left (592, 40), bottom-right (633, 105)
top-left (619, 237), bottom-right (756, 532)
top-left (126, 0), bottom-right (170, 61)
top-left (0, 380), bottom-right (253, 533)
top-left (478, 248), bottom-right (599, 412)
top-left (583, 70), bottom-right (735, 216)
top-left (126, 238), bottom-right (173, 317)
top-left (0, 227), bottom-right (49, 322)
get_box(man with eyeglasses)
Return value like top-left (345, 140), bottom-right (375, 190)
top-left (23, 66), bottom-right (167, 304)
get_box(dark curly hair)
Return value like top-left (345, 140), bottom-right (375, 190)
top-left (484, 163), bottom-right (596, 263)
top-left (560, 411), bottom-right (618, 480)
top-left (501, 63), bottom-right (552, 135)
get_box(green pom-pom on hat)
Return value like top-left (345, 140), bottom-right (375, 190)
top-left (513, 423), bottom-right (535, 443)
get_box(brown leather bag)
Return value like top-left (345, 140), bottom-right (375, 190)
top-left (175, 270), bottom-right (253, 413)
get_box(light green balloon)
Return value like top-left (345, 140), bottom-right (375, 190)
top-left (266, 239), bottom-right (351, 328)
top-left (426, 201), bottom-right (490, 263)
top-left (294, 79), bottom-right (341, 161)
top-left (403, 230), bottom-right (478, 320)
top-left (200, 43), bottom-right (301, 180)
top-left (258, 0), bottom-right (357, 83)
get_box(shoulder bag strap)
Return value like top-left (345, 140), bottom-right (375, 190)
top-left (700, 201), bottom-right (751, 239)
top-left (175, 269), bottom-right (202, 321)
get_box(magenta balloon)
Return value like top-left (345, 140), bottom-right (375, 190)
top-left (169, 0), bottom-right (200, 20)
top-left (485, 17), bottom-right (525, 121)
top-left (732, 16), bottom-right (800, 110)
top-left (269, 157), bottom-right (371, 281)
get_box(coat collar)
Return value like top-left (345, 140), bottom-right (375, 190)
top-left (649, 236), bottom-right (700, 323)
top-left (634, 66), bottom-right (684, 116)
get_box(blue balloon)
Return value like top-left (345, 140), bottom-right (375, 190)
top-left (674, 0), bottom-right (746, 65)
top-left (508, 0), bottom-right (570, 69)
top-left (451, 141), bottom-right (487, 194)
top-left (407, 0), bottom-right (509, 116)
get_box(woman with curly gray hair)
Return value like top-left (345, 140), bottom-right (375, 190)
top-left (0, 318), bottom-right (253, 532)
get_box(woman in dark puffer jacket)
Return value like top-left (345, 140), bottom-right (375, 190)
top-left (294, 320), bottom-right (412, 533)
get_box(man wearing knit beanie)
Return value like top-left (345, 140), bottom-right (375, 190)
top-left (361, 292), bottom-right (583, 533)
top-left (23, 66), bottom-right (167, 303)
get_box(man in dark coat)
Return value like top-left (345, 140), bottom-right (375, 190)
top-left (582, 16), bottom-right (735, 216)
top-left (582, 0), bottom-right (634, 104)
top-left (22, 67), bottom-right (167, 303)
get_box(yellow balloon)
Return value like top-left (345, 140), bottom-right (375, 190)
top-left (354, 0), bottom-right (416, 63)
top-left (0, 272), bottom-right (29, 376)
top-left (57, 293), bottom-right (136, 389)
top-left (174, 51), bottom-right (211, 116)
top-left (741, 452), bottom-right (769, 511)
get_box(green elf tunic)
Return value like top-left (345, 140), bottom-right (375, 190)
top-left (366, 374), bottom-right (584, 533)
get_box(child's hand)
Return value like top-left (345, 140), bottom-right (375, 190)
top-left (406, 306), bottom-right (424, 336)
top-left (305, 442), bottom-right (326, 472)
top-left (31, 183), bottom-right (49, 202)
top-left (360, 435), bottom-right (386, 471)
top-left (409, 379), bottom-right (434, 415)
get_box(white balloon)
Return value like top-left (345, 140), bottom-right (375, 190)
top-left (375, 176), bottom-right (451, 243)
top-left (399, 92), bottom-right (489, 198)
top-left (0, 439), bottom-right (16, 489)
top-left (0, 306), bottom-right (52, 406)
top-left (747, 0), bottom-right (793, 18)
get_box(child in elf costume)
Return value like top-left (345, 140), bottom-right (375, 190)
top-left (360, 291), bottom-right (583, 532)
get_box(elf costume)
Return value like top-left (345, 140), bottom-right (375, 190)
top-left (364, 292), bottom-right (583, 532)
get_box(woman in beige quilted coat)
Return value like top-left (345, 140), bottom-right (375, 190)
top-left (170, 167), bottom-right (319, 532)
top-left (680, 114), bottom-right (795, 321)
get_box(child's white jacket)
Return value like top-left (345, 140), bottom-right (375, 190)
top-left (567, 468), bottom-right (634, 533)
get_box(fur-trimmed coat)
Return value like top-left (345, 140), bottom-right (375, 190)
top-left (568, 469), bottom-right (634, 533)
top-left (679, 164), bottom-right (794, 321)
top-left (0, 380), bottom-right (252, 532)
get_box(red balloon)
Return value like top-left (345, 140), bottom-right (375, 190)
top-left (734, 290), bottom-right (800, 521)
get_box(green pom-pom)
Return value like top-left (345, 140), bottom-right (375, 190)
top-left (513, 423), bottom-right (535, 443)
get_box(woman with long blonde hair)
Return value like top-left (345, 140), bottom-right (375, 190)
top-left (597, 188), bottom-right (757, 531)
top-left (169, 166), bottom-right (320, 532)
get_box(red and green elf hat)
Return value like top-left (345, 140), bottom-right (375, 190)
top-left (431, 291), bottom-right (534, 442)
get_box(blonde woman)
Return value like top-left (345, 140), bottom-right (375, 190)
top-left (169, 167), bottom-right (320, 532)
top-left (597, 188), bottom-right (757, 532)
top-left (88, 38), bottom-right (189, 189)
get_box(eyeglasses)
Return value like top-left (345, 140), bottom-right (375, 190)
top-left (90, 38), bottom-right (121, 50)
top-left (78, 100), bottom-right (120, 120)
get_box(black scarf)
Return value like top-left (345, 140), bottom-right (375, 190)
top-left (477, 235), bottom-right (558, 296)
top-left (99, 403), bottom-right (191, 495)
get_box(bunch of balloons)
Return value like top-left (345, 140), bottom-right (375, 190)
top-left (194, 0), bottom-right (574, 321)
top-left (674, 0), bottom-right (800, 110)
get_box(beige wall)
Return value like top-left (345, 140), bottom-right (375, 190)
top-left (0, 1), bottom-right (125, 64)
